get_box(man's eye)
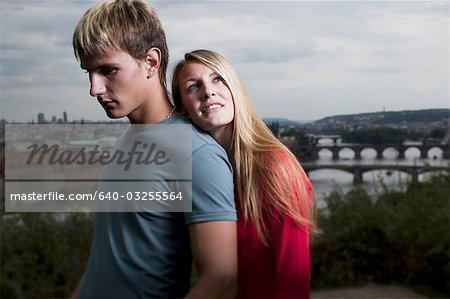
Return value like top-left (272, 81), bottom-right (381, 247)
top-left (101, 67), bottom-right (117, 76)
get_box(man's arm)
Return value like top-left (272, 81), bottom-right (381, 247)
top-left (185, 221), bottom-right (237, 298)
top-left (183, 140), bottom-right (237, 297)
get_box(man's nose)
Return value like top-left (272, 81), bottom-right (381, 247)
top-left (89, 74), bottom-right (106, 97)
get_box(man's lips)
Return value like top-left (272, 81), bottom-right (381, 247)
top-left (98, 98), bottom-right (117, 108)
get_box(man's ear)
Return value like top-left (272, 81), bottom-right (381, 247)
top-left (144, 48), bottom-right (161, 77)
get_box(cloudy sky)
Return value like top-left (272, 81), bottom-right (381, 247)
top-left (0, 0), bottom-right (448, 123)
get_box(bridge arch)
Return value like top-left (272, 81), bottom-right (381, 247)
top-left (306, 168), bottom-right (354, 178)
top-left (360, 147), bottom-right (377, 160)
top-left (357, 167), bottom-right (420, 184)
top-left (379, 146), bottom-right (401, 159)
top-left (315, 135), bottom-right (341, 145)
top-left (357, 169), bottom-right (410, 185)
top-left (404, 146), bottom-right (421, 159)
top-left (317, 138), bottom-right (338, 146)
top-left (419, 169), bottom-right (449, 180)
top-left (422, 146), bottom-right (444, 159)
top-left (360, 168), bottom-right (414, 180)
top-left (317, 148), bottom-right (333, 160)
top-left (337, 147), bottom-right (356, 160)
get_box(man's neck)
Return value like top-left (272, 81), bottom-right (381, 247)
top-left (127, 83), bottom-right (173, 124)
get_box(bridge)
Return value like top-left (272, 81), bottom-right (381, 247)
top-left (291, 137), bottom-right (449, 184)
top-left (293, 137), bottom-right (449, 161)
top-left (301, 160), bottom-right (449, 184)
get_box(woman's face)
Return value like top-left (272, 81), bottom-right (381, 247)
top-left (177, 62), bottom-right (234, 138)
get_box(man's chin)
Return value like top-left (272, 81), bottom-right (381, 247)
top-left (105, 110), bottom-right (125, 119)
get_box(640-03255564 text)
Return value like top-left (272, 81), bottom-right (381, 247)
top-left (9, 191), bottom-right (185, 201)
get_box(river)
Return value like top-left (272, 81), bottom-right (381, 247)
top-left (306, 139), bottom-right (448, 207)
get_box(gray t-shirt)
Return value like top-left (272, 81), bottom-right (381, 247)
top-left (80, 115), bottom-right (236, 298)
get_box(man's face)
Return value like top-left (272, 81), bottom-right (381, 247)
top-left (80, 50), bottom-right (150, 119)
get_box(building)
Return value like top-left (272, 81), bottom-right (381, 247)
top-left (37, 113), bottom-right (46, 124)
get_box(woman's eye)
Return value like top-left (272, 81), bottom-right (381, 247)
top-left (187, 83), bottom-right (199, 92)
top-left (213, 76), bottom-right (224, 83)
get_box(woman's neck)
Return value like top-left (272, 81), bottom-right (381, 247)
top-left (210, 125), bottom-right (233, 157)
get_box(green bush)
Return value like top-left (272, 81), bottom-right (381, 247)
top-left (311, 174), bottom-right (449, 297)
top-left (1, 174), bottom-right (448, 298)
top-left (1, 213), bottom-right (93, 298)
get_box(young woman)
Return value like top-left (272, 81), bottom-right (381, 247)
top-left (172, 49), bottom-right (318, 298)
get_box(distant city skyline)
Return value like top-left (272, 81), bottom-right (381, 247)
top-left (1, 1), bottom-right (448, 122)
top-left (5, 111), bottom-right (129, 124)
top-left (3, 107), bottom-right (442, 125)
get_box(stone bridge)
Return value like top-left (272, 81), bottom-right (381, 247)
top-left (301, 161), bottom-right (449, 184)
top-left (295, 141), bottom-right (449, 161)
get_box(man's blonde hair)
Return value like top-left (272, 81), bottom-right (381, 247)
top-left (73, 0), bottom-right (169, 87)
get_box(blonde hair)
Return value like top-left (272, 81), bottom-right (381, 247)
top-left (172, 49), bottom-right (318, 245)
top-left (73, 0), bottom-right (169, 88)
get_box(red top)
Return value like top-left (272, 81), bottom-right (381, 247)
top-left (236, 187), bottom-right (311, 298)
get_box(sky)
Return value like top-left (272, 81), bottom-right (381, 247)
top-left (0, 0), bottom-right (448, 123)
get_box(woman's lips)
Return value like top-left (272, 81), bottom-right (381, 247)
top-left (202, 103), bottom-right (223, 113)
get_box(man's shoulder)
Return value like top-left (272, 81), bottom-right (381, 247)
top-left (166, 114), bottom-right (225, 154)
top-left (164, 117), bottom-right (235, 224)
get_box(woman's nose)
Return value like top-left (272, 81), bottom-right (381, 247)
top-left (202, 84), bottom-right (216, 101)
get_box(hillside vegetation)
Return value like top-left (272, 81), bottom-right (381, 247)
top-left (1, 174), bottom-right (448, 298)
top-left (311, 174), bottom-right (449, 298)
top-left (315, 109), bottom-right (449, 125)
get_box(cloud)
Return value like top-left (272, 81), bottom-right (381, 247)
top-left (0, 0), bottom-right (448, 122)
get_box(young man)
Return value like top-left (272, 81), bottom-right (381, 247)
top-left (70, 1), bottom-right (237, 298)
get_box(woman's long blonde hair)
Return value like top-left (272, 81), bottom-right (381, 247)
top-left (172, 49), bottom-right (318, 245)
